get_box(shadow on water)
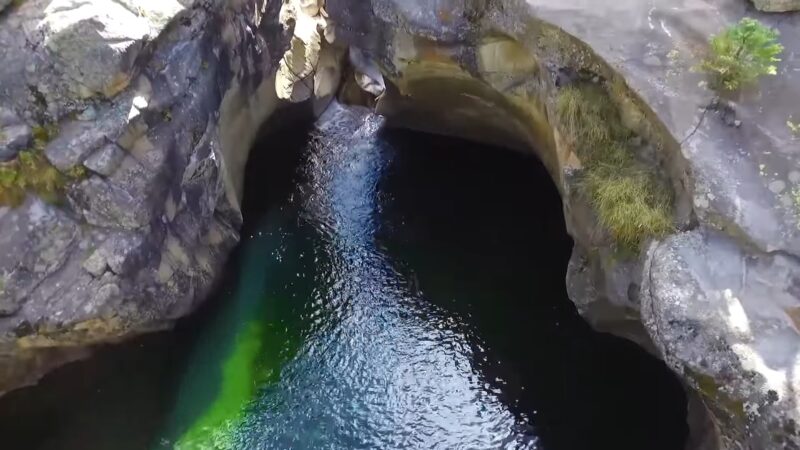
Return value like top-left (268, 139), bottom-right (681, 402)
top-left (0, 106), bottom-right (688, 450)
top-left (376, 128), bottom-right (688, 450)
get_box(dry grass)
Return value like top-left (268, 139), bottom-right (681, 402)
top-left (557, 84), bottom-right (673, 249)
top-left (584, 164), bottom-right (673, 248)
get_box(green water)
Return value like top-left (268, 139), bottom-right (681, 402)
top-left (0, 104), bottom-right (688, 450)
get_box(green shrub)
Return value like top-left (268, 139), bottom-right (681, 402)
top-left (700, 18), bottom-right (783, 91)
top-left (556, 84), bottom-right (674, 249)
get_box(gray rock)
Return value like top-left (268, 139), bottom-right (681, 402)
top-left (83, 143), bottom-right (126, 176)
top-left (769, 179), bottom-right (786, 194)
top-left (45, 92), bottom-right (136, 170)
top-left (0, 107), bottom-right (31, 161)
top-left (643, 229), bottom-right (800, 449)
top-left (69, 175), bottom-right (151, 230)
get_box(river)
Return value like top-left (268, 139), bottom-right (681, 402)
top-left (0, 103), bottom-right (687, 450)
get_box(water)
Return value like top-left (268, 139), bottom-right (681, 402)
top-left (0, 103), bottom-right (687, 450)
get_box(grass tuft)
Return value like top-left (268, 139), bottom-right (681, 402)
top-left (557, 84), bottom-right (673, 249)
top-left (584, 165), bottom-right (673, 248)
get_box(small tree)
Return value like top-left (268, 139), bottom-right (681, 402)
top-left (701, 18), bottom-right (783, 91)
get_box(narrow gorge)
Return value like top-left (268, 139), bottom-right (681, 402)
top-left (0, 0), bottom-right (798, 449)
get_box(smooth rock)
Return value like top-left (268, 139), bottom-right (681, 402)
top-left (769, 179), bottom-right (786, 194)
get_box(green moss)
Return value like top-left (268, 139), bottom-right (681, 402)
top-left (690, 370), bottom-right (746, 423)
top-left (556, 84), bottom-right (673, 249)
top-left (31, 123), bottom-right (59, 151)
top-left (0, 122), bottom-right (91, 207)
top-left (0, 150), bottom-right (64, 206)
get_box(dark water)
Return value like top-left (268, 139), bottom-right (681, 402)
top-left (0, 104), bottom-right (687, 450)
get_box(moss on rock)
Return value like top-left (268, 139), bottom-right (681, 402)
top-left (0, 122), bottom-right (85, 207)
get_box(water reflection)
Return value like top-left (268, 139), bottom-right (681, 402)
top-left (0, 102), bottom-right (687, 450)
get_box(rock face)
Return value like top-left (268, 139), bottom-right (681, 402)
top-left (0, 0), bottom-right (288, 392)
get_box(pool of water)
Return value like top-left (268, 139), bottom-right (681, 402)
top-left (0, 103), bottom-right (688, 450)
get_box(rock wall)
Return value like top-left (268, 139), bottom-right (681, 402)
top-left (0, 0), bottom-right (288, 393)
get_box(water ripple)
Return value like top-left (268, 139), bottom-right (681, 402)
top-left (237, 103), bottom-right (538, 449)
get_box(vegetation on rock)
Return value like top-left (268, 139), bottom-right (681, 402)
top-left (557, 84), bottom-right (673, 249)
top-left (700, 18), bottom-right (783, 91)
top-left (0, 123), bottom-right (84, 207)
top-left (788, 118), bottom-right (799, 137)
top-left (0, 150), bottom-right (64, 206)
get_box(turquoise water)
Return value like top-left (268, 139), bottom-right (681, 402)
top-left (0, 104), bottom-right (687, 450)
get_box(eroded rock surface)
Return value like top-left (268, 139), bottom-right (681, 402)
top-left (0, 0), bottom-right (288, 392)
